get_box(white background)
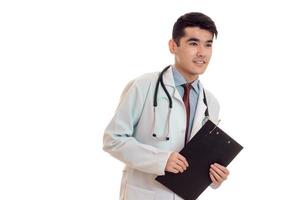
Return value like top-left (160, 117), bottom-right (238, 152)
top-left (1, 0), bottom-right (300, 199)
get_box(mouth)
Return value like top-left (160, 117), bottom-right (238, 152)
top-left (193, 60), bottom-right (206, 65)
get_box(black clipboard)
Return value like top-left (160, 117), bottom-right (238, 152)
top-left (155, 119), bottom-right (243, 200)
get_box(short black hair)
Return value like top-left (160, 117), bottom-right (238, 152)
top-left (172, 12), bottom-right (218, 46)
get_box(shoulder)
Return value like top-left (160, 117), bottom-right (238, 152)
top-left (125, 71), bottom-right (159, 90)
top-left (119, 71), bottom-right (159, 100)
top-left (133, 72), bottom-right (159, 86)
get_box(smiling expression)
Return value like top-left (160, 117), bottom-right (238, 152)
top-left (169, 27), bottom-right (214, 82)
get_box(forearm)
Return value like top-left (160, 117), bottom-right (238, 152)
top-left (103, 133), bottom-right (171, 175)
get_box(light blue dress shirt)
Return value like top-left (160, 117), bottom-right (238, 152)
top-left (172, 66), bottom-right (200, 140)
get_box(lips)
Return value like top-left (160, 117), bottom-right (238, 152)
top-left (193, 60), bottom-right (206, 64)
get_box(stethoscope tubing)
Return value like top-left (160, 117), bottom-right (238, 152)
top-left (153, 65), bottom-right (173, 109)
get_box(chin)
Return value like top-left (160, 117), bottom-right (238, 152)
top-left (194, 67), bottom-right (207, 75)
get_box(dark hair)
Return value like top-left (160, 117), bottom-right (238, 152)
top-left (172, 12), bottom-right (218, 46)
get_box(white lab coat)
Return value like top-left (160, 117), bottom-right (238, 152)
top-left (103, 66), bottom-right (220, 200)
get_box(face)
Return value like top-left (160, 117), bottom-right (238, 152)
top-left (169, 27), bottom-right (214, 82)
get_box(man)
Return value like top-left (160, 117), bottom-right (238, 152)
top-left (103, 12), bottom-right (229, 200)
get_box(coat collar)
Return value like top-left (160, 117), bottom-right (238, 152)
top-left (162, 65), bottom-right (176, 88)
top-left (190, 85), bottom-right (207, 139)
top-left (162, 65), bottom-right (182, 103)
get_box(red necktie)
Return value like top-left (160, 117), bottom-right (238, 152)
top-left (182, 83), bottom-right (192, 145)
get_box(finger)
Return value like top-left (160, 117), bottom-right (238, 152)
top-left (211, 164), bottom-right (227, 179)
top-left (166, 162), bottom-right (179, 173)
top-left (174, 158), bottom-right (187, 170)
top-left (168, 167), bottom-right (179, 174)
top-left (177, 153), bottom-right (189, 167)
top-left (214, 163), bottom-right (229, 175)
top-left (209, 172), bottom-right (218, 186)
top-left (209, 167), bottom-right (223, 183)
top-left (173, 162), bottom-right (184, 173)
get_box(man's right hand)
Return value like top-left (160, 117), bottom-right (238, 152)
top-left (165, 152), bottom-right (189, 173)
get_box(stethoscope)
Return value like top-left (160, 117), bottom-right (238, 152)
top-left (152, 65), bottom-right (209, 141)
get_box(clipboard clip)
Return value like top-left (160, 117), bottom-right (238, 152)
top-left (208, 119), bottom-right (221, 134)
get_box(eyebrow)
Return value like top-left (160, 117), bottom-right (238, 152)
top-left (186, 37), bottom-right (213, 43)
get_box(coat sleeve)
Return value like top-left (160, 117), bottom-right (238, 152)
top-left (102, 78), bottom-right (171, 176)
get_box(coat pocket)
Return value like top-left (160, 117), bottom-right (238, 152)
top-left (123, 184), bottom-right (155, 200)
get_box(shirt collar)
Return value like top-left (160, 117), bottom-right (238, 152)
top-left (172, 65), bottom-right (200, 94)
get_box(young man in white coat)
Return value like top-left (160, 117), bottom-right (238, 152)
top-left (103, 12), bottom-right (230, 200)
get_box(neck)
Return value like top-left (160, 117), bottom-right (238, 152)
top-left (174, 66), bottom-right (199, 83)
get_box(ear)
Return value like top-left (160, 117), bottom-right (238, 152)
top-left (168, 39), bottom-right (177, 54)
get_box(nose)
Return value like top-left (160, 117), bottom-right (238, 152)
top-left (196, 45), bottom-right (206, 57)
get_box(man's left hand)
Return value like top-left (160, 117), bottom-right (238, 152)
top-left (209, 163), bottom-right (230, 187)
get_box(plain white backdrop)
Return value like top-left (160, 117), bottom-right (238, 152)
top-left (1, 0), bottom-right (300, 199)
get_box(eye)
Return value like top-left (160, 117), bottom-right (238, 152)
top-left (189, 42), bottom-right (198, 46)
top-left (206, 43), bottom-right (212, 47)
